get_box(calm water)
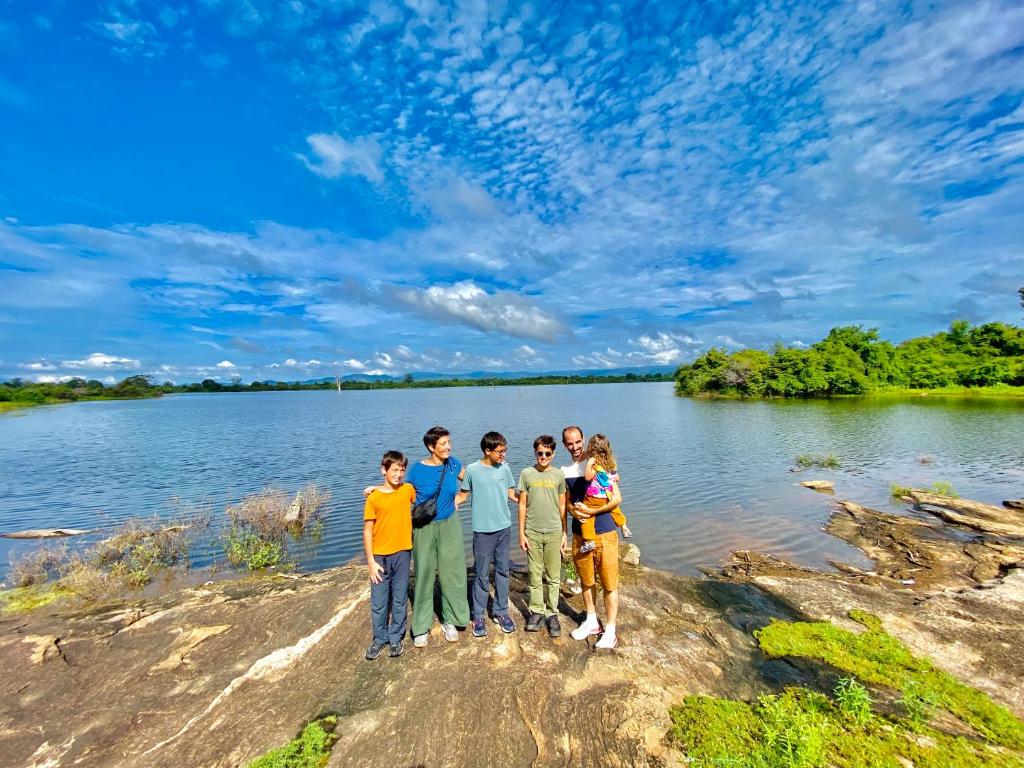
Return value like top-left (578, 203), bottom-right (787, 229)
top-left (2, 383), bottom-right (1022, 581)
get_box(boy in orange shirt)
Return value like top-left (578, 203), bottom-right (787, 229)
top-left (363, 450), bottom-right (416, 660)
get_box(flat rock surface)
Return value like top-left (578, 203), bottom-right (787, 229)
top-left (2, 495), bottom-right (1023, 767)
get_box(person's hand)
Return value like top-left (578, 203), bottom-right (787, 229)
top-left (368, 560), bottom-right (384, 584)
top-left (362, 485), bottom-right (377, 497)
top-left (520, 533), bottom-right (530, 552)
top-left (570, 502), bottom-right (592, 521)
top-left (559, 533), bottom-right (567, 554)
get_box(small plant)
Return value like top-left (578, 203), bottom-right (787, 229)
top-left (889, 483), bottom-right (913, 498)
top-left (929, 481), bottom-right (957, 498)
top-left (901, 680), bottom-right (939, 727)
top-left (758, 691), bottom-right (828, 767)
top-left (247, 715), bottom-right (338, 768)
top-left (92, 517), bottom-right (190, 587)
top-left (225, 530), bottom-right (285, 571)
top-left (795, 453), bottom-right (840, 469)
top-left (833, 676), bottom-right (873, 726)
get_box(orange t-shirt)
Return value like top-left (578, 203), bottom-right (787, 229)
top-left (363, 483), bottom-right (415, 555)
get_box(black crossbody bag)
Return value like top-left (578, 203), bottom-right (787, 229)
top-left (411, 459), bottom-right (450, 529)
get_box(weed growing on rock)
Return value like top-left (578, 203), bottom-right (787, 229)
top-left (890, 482), bottom-right (959, 499)
top-left (833, 677), bottom-right (873, 726)
top-left (929, 480), bottom-right (957, 497)
top-left (795, 453), bottom-right (841, 469)
top-left (247, 715), bottom-right (338, 768)
top-left (754, 610), bottom-right (1024, 750)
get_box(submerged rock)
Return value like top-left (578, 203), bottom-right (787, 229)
top-left (800, 480), bottom-right (835, 492)
top-left (0, 528), bottom-right (90, 539)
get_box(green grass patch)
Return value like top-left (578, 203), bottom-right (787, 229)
top-left (247, 716), bottom-right (339, 768)
top-left (754, 611), bottom-right (1024, 750)
top-left (225, 529), bottom-right (286, 570)
top-left (795, 453), bottom-right (841, 469)
top-left (0, 583), bottom-right (69, 612)
top-left (670, 687), bottom-right (1023, 768)
top-left (889, 482), bottom-right (959, 499)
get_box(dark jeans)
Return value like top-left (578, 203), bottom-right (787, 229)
top-left (472, 527), bottom-right (510, 620)
top-left (370, 549), bottom-right (411, 645)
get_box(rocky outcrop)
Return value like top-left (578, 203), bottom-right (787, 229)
top-left (909, 490), bottom-right (1024, 537)
top-left (0, 528), bottom-right (90, 539)
top-left (799, 480), bottom-right (834, 492)
top-left (2, 493), bottom-right (1022, 767)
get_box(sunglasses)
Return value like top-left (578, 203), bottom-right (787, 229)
top-left (535, 450), bottom-right (553, 457)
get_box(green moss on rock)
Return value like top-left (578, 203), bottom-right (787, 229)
top-left (754, 611), bottom-right (1024, 750)
top-left (247, 716), bottom-right (338, 768)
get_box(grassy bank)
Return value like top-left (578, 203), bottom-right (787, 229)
top-left (671, 611), bottom-right (1024, 766)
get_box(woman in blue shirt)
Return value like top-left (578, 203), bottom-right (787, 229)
top-left (406, 425), bottom-right (469, 646)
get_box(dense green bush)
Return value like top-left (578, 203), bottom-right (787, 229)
top-left (676, 321), bottom-right (1024, 397)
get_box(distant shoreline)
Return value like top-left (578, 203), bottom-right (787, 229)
top-left (0, 373), bottom-right (673, 413)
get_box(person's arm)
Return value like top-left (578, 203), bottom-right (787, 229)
top-left (518, 491), bottom-right (530, 551)
top-left (585, 481), bottom-right (622, 514)
top-left (363, 484), bottom-right (386, 497)
top-left (455, 489), bottom-right (469, 506)
top-left (363, 520), bottom-right (383, 584)
top-left (559, 492), bottom-right (568, 554)
top-left (507, 487), bottom-right (519, 501)
top-left (584, 457), bottom-right (596, 481)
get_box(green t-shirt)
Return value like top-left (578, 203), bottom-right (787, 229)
top-left (517, 465), bottom-right (566, 534)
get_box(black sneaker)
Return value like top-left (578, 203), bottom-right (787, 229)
top-left (546, 615), bottom-right (562, 638)
top-left (365, 642), bottom-right (385, 661)
top-left (388, 641), bottom-right (403, 658)
top-left (525, 612), bottom-right (543, 632)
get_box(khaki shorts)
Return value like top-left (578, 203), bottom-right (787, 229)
top-left (573, 531), bottom-right (619, 591)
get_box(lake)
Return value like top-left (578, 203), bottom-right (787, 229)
top-left (2, 383), bottom-right (1022, 581)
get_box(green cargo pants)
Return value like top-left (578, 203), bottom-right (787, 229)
top-left (411, 513), bottom-right (470, 637)
top-left (526, 529), bottom-right (562, 616)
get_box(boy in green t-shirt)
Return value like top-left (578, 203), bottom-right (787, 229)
top-left (517, 434), bottom-right (567, 637)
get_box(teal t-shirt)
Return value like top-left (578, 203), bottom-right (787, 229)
top-left (460, 460), bottom-right (515, 533)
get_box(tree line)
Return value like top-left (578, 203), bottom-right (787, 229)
top-left (0, 371), bottom-right (673, 405)
top-left (674, 320), bottom-right (1024, 397)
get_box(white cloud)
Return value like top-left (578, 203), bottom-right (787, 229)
top-left (388, 281), bottom-right (569, 341)
top-left (296, 133), bottom-right (384, 183)
top-left (342, 359), bottom-right (366, 370)
top-left (34, 374), bottom-right (74, 383)
top-left (63, 352), bottom-right (141, 369)
top-left (216, 360), bottom-right (236, 368)
top-left (20, 360), bottom-right (56, 371)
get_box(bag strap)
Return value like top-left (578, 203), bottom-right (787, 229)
top-left (428, 459), bottom-right (450, 502)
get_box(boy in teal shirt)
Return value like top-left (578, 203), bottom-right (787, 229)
top-left (518, 435), bottom-right (567, 637)
top-left (457, 431), bottom-right (518, 636)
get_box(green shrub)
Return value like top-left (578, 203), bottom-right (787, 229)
top-left (225, 530), bottom-right (285, 571)
top-left (795, 453), bottom-right (841, 469)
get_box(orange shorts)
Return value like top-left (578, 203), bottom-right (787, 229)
top-left (573, 531), bottom-right (619, 591)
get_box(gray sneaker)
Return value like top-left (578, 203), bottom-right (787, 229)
top-left (546, 615), bottom-right (562, 638)
top-left (388, 641), bottom-right (403, 658)
top-left (413, 633), bottom-right (428, 648)
top-left (365, 642), bottom-right (385, 661)
top-left (441, 622), bottom-right (459, 642)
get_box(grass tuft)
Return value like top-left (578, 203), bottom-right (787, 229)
top-left (795, 453), bottom-right (841, 469)
top-left (247, 716), bottom-right (338, 768)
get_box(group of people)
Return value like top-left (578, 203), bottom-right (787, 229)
top-left (361, 425), bottom-right (629, 660)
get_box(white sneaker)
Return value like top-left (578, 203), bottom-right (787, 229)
top-left (578, 539), bottom-right (596, 554)
top-left (570, 618), bottom-right (601, 641)
top-left (413, 634), bottom-right (428, 648)
top-left (441, 622), bottom-right (459, 642)
top-left (595, 630), bottom-right (617, 649)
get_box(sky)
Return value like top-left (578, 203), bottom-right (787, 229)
top-left (1, 0), bottom-right (1023, 383)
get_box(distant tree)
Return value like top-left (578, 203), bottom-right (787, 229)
top-left (402, 373), bottom-right (414, 385)
top-left (1019, 286), bottom-right (1023, 310)
top-left (200, 378), bottom-right (223, 392)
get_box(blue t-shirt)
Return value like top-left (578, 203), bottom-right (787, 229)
top-left (460, 460), bottom-right (515, 533)
top-left (407, 457), bottom-right (463, 522)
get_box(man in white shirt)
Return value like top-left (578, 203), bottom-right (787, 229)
top-left (561, 425), bottom-right (619, 649)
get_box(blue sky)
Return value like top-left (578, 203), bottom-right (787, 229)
top-left (1, 0), bottom-right (1022, 382)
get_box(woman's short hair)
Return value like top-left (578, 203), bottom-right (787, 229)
top-left (423, 425), bottom-right (450, 450)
